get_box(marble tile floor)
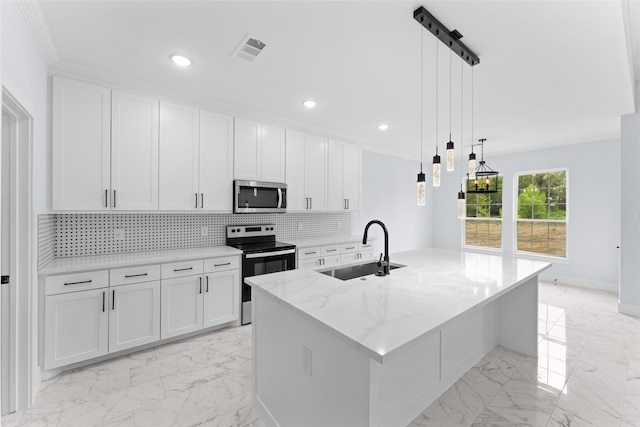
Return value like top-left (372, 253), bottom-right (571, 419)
top-left (2, 281), bottom-right (639, 427)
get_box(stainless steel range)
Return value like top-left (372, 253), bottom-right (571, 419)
top-left (226, 224), bottom-right (296, 325)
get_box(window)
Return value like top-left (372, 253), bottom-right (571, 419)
top-left (516, 170), bottom-right (567, 257)
top-left (465, 177), bottom-right (503, 249)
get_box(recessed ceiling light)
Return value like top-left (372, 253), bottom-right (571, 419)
top-left (378, 123), bottom-right (389, 131)
top-left (303, 100), bottom-right (317, 109)
top-left (170, 54), bottom-right (191, 67)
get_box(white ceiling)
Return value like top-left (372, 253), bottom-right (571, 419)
top-left (35, 0), bottom-right (639, 160)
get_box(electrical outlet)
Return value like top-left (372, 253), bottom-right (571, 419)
top-left (114, 229), bottom-right (125, 241)
top-left (201, 226), bottom-right (208, 236)
top-left (302, 346), bottom-right (312, 376)
top-left (337, 221), bottom-right (342, 229)
top-left (298, 222), bottom-right (303, 231)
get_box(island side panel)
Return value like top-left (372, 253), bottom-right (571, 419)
top-left (498, 275), bottom-right (539, 357)
top-left (252, 289), bottom-right (372, 427)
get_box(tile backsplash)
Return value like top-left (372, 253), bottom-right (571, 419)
top-left (50, 212), bottom-right (352, 258)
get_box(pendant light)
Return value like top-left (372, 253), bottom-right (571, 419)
top-left (417, 29), bottom-right (426, 206)
top-left (446, 49), bottom-right (455, 172)
top-left (467, 139), bottom-right (499, 193)
top-left (432, 41), bottom-right (441, 187)
top-left (468, 67), bottom-right (476, 179)
top-left (457, 56), bottom-right (466, 219)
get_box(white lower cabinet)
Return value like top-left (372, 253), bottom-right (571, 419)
top-left (297, 240), bottom-right (375, 271)
top-left (109, 281), bottom-right (161, 352)
top-left (160, 275), bottom-right (204, 339)
top-left (44, 287), bottom-right (109, 370)
top-left (203, 270), bottom-right (240, 328)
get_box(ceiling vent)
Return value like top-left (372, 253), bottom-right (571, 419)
top-left (233, 35), bottom-right (267, 62)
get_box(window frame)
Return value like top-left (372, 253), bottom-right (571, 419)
top-left (462, 175), bottom-right (503, 252)
top-left (513, 168), bottom-right (569, 260)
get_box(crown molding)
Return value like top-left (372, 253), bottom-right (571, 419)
top-left (17, 0), bottom-right (58, 66)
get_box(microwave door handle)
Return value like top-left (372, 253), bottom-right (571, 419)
top-left (245, 249), bottom-right (296, 259)
top-left (277, 188), bottom-right (282, 208)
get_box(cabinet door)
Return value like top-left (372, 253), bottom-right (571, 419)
top-left (109, 281), bottom-right (160, 352)
top-left (234, 119), bottom-right (261, 181)
top-left (260, 124), bottom-right (286, 183)
top-left (326, 140), bottom-right (345, 211)
top-left (305, 135), bottom-right (327, 211)
top-left (199, 110), bottom-right (234, 211)
top-left (52, 77), bottom-right (111, 210)
top-left (159, 102), bottom-right (199, 210)
top-left (297, 258), bottom-right (322, 270)
top-left (285, 130), bottom-right (307, 210)
top-left (342, 143), bottom-right (361, 211)
top-left (203, 270), bottom-right (239, 328)
top-left (111, 91), bottom-right (159, 210)
top-left (160, 276), bottom-right (203, 339)
top-left (44, 288), bottom-right (109, 369)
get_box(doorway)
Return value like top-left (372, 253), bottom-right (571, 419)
top-left (1, 87), bottom-right (34, 415)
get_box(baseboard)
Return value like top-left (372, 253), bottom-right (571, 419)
top-left (539, 273), bottom-right (618, 293)
top-left (618, 303), bottom-right (640, 318)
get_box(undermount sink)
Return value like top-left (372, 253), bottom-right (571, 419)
top-left (319, 261), bottom-right (405, 281)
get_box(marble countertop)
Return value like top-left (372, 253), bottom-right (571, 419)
top-left (246, 248), bottom-right (551, 363)
top-left (39, 246), bottom-right (243, 275)
top-left (285, 235), bottom-right (373, 249)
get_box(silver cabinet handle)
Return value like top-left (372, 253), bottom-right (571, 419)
top-left (199, 277), bottom-right (202, 294)
top-left (102, 291), bottom-right (106, 312)
top-left (113, 190), bottom-right (116, 208)
top-left (195, 193), bottom-right (198, 209)
top-left (310, 197), bottom-right (312, 210)
top-left (200, 193), bottom-right (204, 209)
top-left (326, 249), bottom-right (337, 252)
top-left (346, 246), bottom-right (356, 250)
top-left (304, 251), bottom-right (316, 255)
top-left (64, 280), bottom-right (92, 286)
top-left (105, 190), bottom-right (109, 208)
top-left (214, 262), bottom-right (231, 267)
top-left (173, 267), bottom-right (193, 272)
top-left (206, 275), bottom-right (209, 292)
top-left (112, 290), bottom-right (115, 310)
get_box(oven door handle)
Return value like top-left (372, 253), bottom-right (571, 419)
top-left (245, 249), bottom-right (296, 259)
top-left (277, 188), bottom-right (282, 208)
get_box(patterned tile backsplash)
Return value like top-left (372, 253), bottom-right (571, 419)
top-left (50, 212), bottom-right (352, 258)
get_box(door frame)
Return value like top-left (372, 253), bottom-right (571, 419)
top-left (2, 85), bottom-right (35, 413)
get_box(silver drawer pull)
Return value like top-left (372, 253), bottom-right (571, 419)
top-left (326, 249), bottom-right (337, 252)
top-left (64, 280), bottom-right (92, 286)
top-left (214, 262), bottom-right (231, 267)
top-left (305, 251), bottom-right (317, 255)
top-left (124, 273), bottom-right (148, 278)
top-left (345, 246), bottom-right (356, 250)
top-left (173, 267), bottom-right (193, 272)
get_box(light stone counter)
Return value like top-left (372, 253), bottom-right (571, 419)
top-left (39, 246), bottom-right (242, 275)
top-left (247, 247), bottom-right (551, 427)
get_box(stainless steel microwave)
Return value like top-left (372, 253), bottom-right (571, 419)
top-left (233, 180), bottom-right (287, 214)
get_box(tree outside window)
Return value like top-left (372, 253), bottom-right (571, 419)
top-left (516, 171), bottom-right (567, 257)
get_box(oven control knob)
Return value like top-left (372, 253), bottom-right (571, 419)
top-left (231, 229), bottom-right (236, 233)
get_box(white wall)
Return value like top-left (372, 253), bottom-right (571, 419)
top-left (620, 80), bottom-right (640, 314)
top-left (1, 0), bottom-right (48, 214)
top-left (351, 150), bottom-right (433, 256)
top-left (432, 139), bottom-right (621, 290)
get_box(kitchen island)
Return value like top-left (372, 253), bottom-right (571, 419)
top-left (246, 248), bottom-right (551, 427)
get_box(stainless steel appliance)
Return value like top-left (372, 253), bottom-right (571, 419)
top-left (226, 224), bottom-right (296, 324)
top-left (233, 180), bottom-right (287, 214)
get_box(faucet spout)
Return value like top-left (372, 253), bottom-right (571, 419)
top-left (363, 220), bottom-right (390, 276)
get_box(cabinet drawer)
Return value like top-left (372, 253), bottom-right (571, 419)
top-left (321, 245), bottom-right (341, 256)
top-left (161, 260), bottom-right (204, 279)
top-left (298, 247), bottom-right (322, 260)
top-left (110, 264), bottom-right (161, 287)
top-left (360, 242), bottom-right (374, 252)
top-left (203, 256), bottom-right (240, 273)
top-left (340, 243), bottom-right (359, 254)
top-left (45, 270), bottom-right (109, 296)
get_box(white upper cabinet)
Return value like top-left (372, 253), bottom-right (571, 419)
top-left (159, 101), bottom-right (200, 210)
top-left (327, 140), bottom-right (361, 211)
top-left (52, 76), bottom-right (111, 210)
top-left (286, 130), bottom-right (327, 211)
top-left (234, 119), bottom-right (286, 183)
top-left (199, 110), bottom-right (234, 211)
top-left (111, 91), bottom-right (159, 210)
top-left (52, 77), bottom-right (160, 211)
